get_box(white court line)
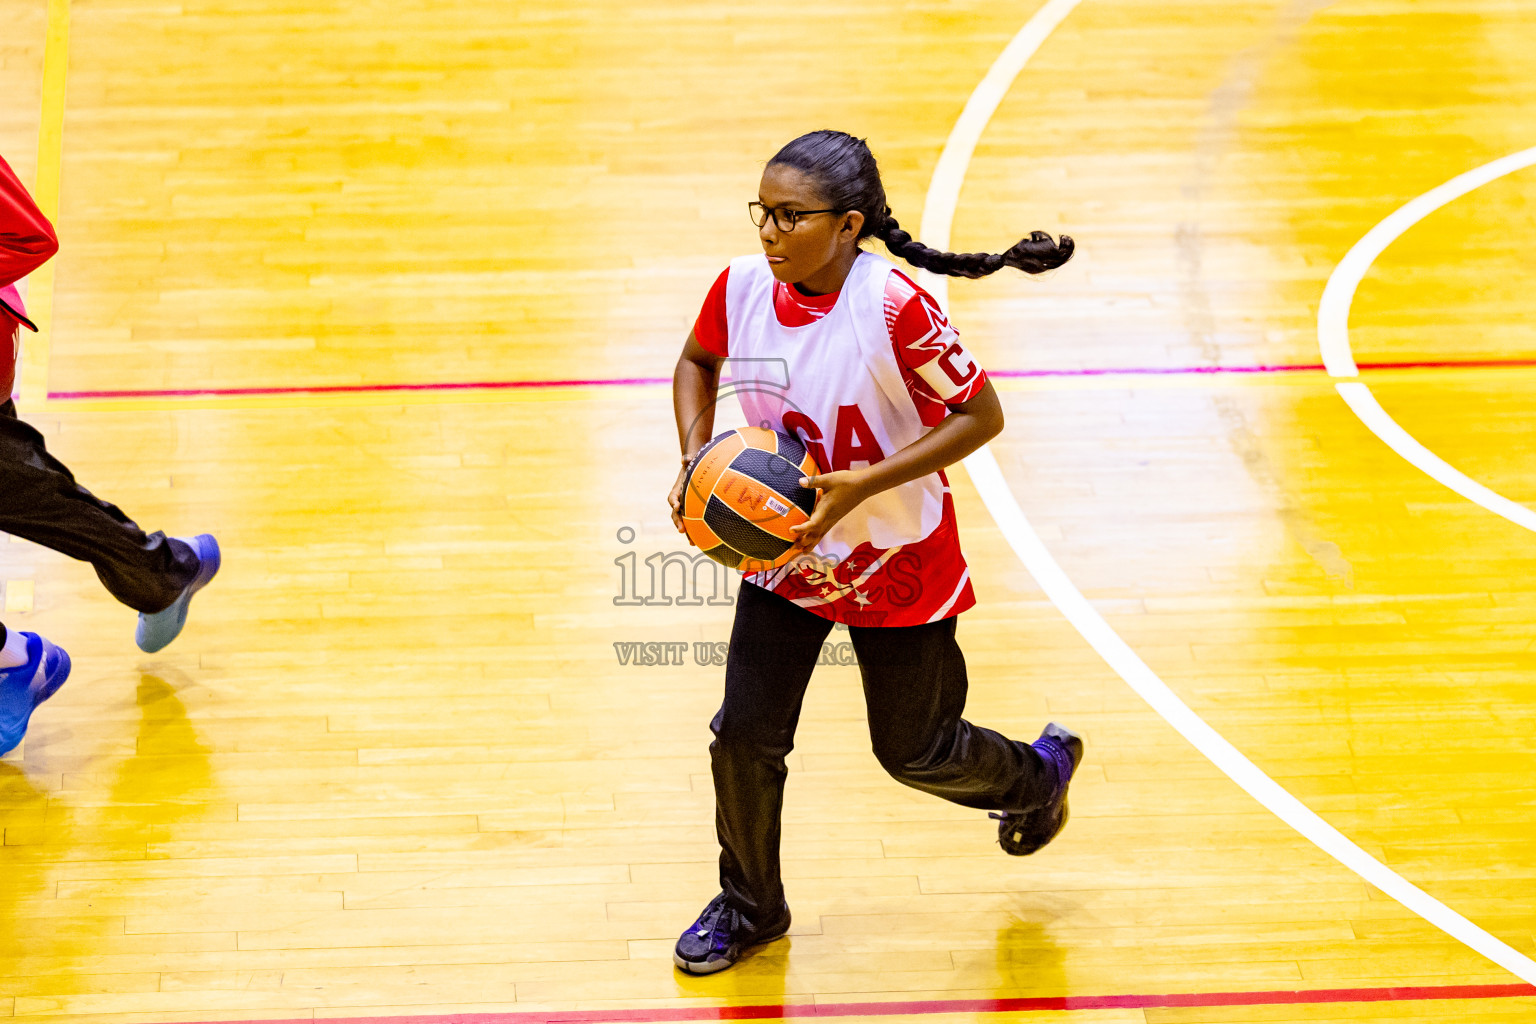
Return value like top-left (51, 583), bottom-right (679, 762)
top-left (1318, 146), bottom-right (1536, 535)
top-left (1337, 381), bottom-right (1536, 533)
top-left (920, 0), bottom-right (1536, 985)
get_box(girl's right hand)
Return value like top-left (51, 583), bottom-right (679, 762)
top-left (668, 460), bottom-right (691, 537)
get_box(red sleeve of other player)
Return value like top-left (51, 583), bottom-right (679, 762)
top-left (691, 267), bottom-right (730, 358)
top-left (0, 154), bottom-right (60, 291)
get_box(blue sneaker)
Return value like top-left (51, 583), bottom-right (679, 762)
top-left (136, 534), bottom-right (221, 653)
top-left (0, 633), bottom-right (72, 755)
top-left (991, 722), bottom-right (1084, 856)
top-left (673, 892), bottom-right (791, 974)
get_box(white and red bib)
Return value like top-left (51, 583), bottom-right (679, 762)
top-left (712, 251), bottom-right (979, 626)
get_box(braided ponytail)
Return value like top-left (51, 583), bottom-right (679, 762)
top-left (879, 218), bottom-right (1073, 279)
top-left (768, 130), bottom-right (1074, 279)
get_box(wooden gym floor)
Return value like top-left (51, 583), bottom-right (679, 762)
top-left (2, 0), bottom-right (1535, 1021)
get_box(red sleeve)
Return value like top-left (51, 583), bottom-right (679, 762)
top-left (0, 154), bottom-right (60, 291)
top-left (692, 267), bottom-right (730, 358)
top-left (884, 271), bottom-right (988, 426)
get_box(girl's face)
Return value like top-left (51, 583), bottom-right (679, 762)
top-left (757, 163), bottom-right (864, 293)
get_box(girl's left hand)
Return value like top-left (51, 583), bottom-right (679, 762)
top-left (789, 470), bottom-right (870, 554)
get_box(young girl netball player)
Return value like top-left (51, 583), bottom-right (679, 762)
top-left (666, 130), bottom-right (1081, 974)
top-left (0, 151), bottom-right (219, 755)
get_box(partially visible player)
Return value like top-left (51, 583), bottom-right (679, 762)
top-left (0, 151), bottom-right (220, 754)
top-left (0, 625), bottom-right (70, 755)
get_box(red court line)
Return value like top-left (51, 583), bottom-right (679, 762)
top-left (45, 376), bottom-right (675, 400)
top-left (992, 357), bottom-right (1536, 378)
top-left (157, 982), bottom-right (1536, 1024)
top-left (42, 357), bottom-right (1536, 401)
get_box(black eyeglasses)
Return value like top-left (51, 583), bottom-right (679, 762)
top-left (748, 202), bottom-right (841, 232)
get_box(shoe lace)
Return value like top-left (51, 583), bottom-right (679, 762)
top-left (694, 896), bottom-right (740, 948)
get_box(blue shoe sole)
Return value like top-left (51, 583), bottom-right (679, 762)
top-left (0, 636), bottom-right (72, 755)
top-left (136, 534), bottom-right (221, 653)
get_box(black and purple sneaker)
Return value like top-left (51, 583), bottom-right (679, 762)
top-left (673, 892), bottom-right (791, 975)
top-left (991, 722), bottom-right (1083, 856)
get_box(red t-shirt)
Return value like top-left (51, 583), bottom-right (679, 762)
top-left (693, 263), bottom-right (989, 626)
top-left (0, 154), bottom-right (59, 398)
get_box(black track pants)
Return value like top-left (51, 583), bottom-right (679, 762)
top-left (711, 580), bottom-right (1054, 922)
top-left (0, 400), bottom-right (198, 614)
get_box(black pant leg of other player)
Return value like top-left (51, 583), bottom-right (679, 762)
top-left (0, 400), bottom-right (199, 614)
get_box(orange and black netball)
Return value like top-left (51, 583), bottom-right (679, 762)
top-left (681, 427), bottom-right (819, 571)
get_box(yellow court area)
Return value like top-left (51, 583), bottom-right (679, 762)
top-left (2, 0), bottom-right (1536, 1022)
